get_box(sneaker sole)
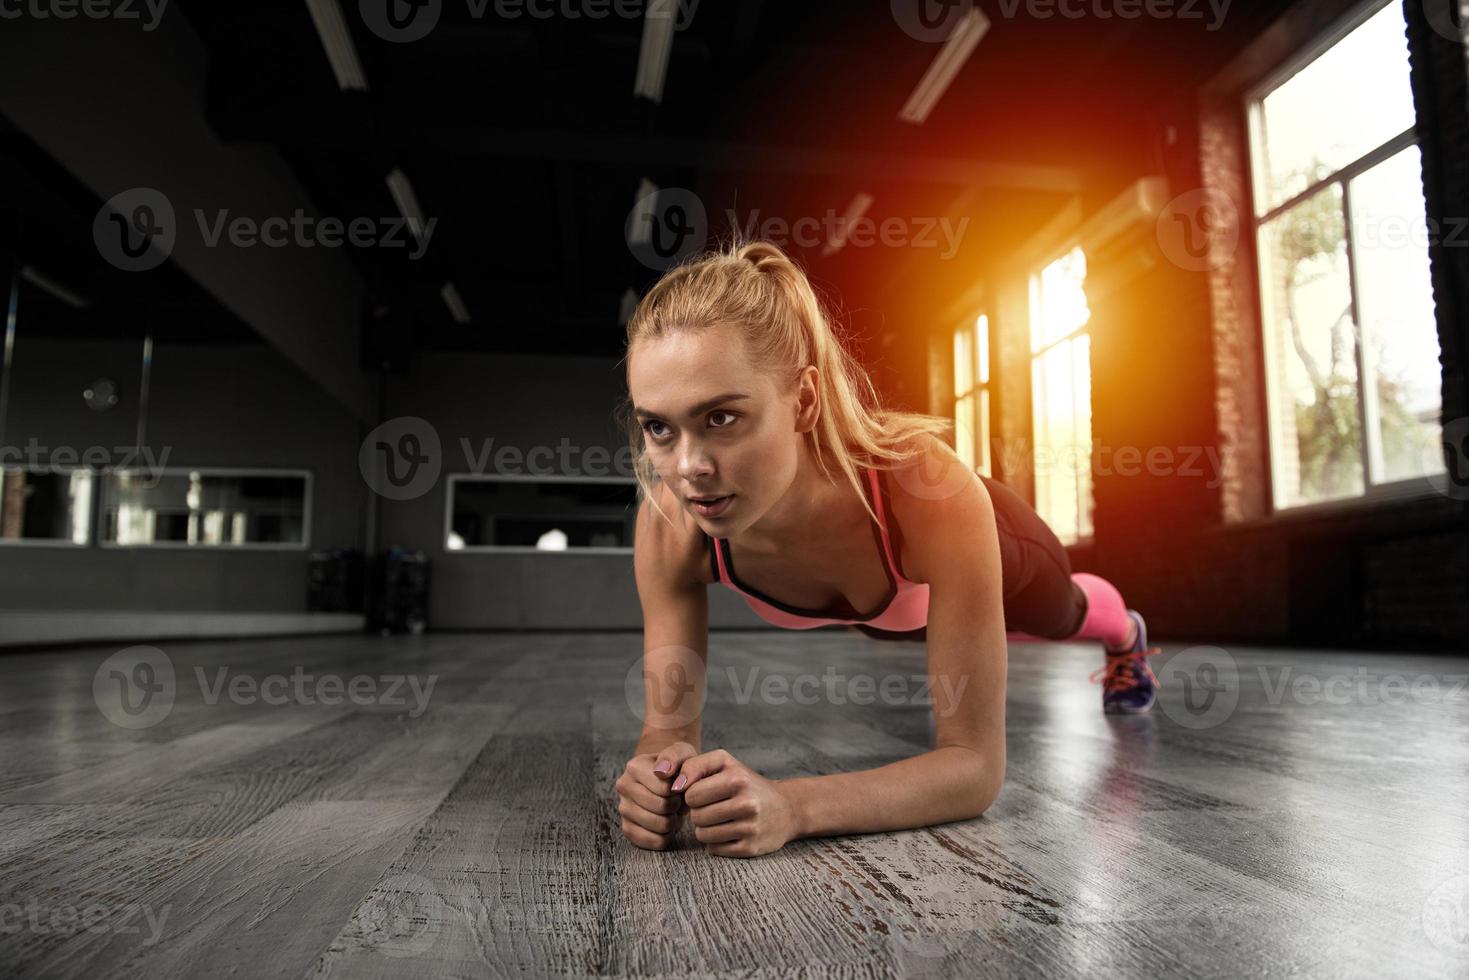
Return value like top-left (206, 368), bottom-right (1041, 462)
top-left (1104, 696), bottom-right (1156, 715)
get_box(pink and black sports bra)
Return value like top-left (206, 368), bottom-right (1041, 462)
top-left (705, 466), bottom-right (931, 631)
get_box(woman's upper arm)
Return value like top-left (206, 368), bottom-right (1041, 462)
top-left (891, 441), bottom-right (1008, 793)
top-left (632, 484), bottom-right (710, 743)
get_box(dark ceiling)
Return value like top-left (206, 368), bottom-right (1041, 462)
top-left (3, 0), bottom-right (1284, 359)
top-left (0, 114), bottom-right (262, 346)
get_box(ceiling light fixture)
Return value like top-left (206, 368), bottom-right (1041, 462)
top-left (20, 265), bottom-right (90, 309)
top-left (898, 8), bottom-right (990, 125)
top-left (618, 287), bottom-right (638, 325)
top-left (304, 0), bottom-right (369, 92)
top-left (385, 167), bottom-right (429, 244)
top-left (633, 6), bottom-right (676, 103)
top-left (822, 192), bottom-right (875, 257)
top-left (627, 178), bottom-right (659, 245)
top-left (441, 282), bottom-right (471, 324)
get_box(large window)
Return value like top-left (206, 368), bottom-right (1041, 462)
top-left (1247, 0), bottom-right (1443, 510)
top-left (1030, 246), bottom-right (1094, 545)
top-left (953, 313), bottom-right (992, 476)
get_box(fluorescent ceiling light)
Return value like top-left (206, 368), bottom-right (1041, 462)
top-left (634, 6), bottom-right (676, 103)
top-left (20, 265), bottom-right (90, 309)
top-left (628, 178), bottom-right (659, 245)
top-left (304, 0), bottom-right (369, 92)
top-left (441, 282), bottom-right (471, 324)
top-left (822, 192), bottom-right (875, 257)
top-left (385, 168), bottom-right (429, 243)
top-left (898, 8), bottom-right (990, 125)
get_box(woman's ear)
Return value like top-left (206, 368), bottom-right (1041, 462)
top-left (794, 365), bottom-right (821, 433)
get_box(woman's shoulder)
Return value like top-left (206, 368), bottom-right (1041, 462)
top-left (873, 434), bottom-right (991, 583)
top-left (871, 432), bottom-right (973, 495)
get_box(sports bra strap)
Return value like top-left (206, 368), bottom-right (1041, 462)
top-left (706, 467), bottom-right (906, 586)
top-left (866, 467), bottom-right (906, 583)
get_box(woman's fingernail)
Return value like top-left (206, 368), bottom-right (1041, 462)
top-left (672, 774), bottom-right (687, 791)
top-left (654, 760), bottom-right (671, 775)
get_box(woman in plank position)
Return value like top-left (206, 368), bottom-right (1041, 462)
top-left (614, 238), bottom-right (1161, 858)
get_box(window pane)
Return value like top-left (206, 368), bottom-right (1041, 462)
top-left (1349, 144), bottom-right (1443, 483)
top-left (1033, 338), bottom-right (1089, 545)
top-left (954, 325), bottom-right (973, 394)
top-left (1031, 248), bottom-right (1092, 543)
top-left (1033, 349), bottom-right (1065, 543)
top-left (1259, 184), bottom-right (1364, 507)
top-left (0, 468), bottom-right (93, 545)
top-left (1073, 334), bottom-right (1094, 540)
top-left (977, 314), bottom-right (990, 384)
top-left (1255, 1), bottom-right (1414, 213)
top-left (955, 393), bottom-right (976, 471)
top-left (978, 388), bottom-right (992, 478)
top-left (1032, 246), bottom-right (1090, 352)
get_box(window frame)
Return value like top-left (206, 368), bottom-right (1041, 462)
top-left (952, 311), bottom-right (993, 477)
top-left (1243, 0), bottom-right (1443, 515)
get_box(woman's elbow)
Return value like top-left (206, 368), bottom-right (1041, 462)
top-left (963, 753), bottom-right (1005, 817)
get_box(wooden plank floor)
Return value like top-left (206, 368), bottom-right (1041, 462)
top-left (1, 630), bottom-right (1467, 978)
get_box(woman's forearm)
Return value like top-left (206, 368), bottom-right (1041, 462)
top-left (778, 746), bottom-right (1002, 839)
top-left (635, 726), bottom-right (701, 757)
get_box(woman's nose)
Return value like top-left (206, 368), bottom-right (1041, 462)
top-left (676, 442), bottom-right (714, 480)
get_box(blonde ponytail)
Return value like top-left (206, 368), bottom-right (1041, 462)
top-left (617, 233), bottom-right (954, 529)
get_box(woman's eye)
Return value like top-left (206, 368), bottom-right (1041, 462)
top-left (643, 413), bottom-right (736, 440)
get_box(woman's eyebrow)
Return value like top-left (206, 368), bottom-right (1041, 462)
top-left (633, 392), bottom-right (751, 420)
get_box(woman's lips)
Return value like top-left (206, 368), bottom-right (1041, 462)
top-left (691, 494), bottom-right (734, 517)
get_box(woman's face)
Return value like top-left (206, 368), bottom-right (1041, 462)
top-left (628, 323), bottom-right (810, 534)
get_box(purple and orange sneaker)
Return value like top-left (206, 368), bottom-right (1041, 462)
top-left (1089, 609), bottom-right (1161, 714)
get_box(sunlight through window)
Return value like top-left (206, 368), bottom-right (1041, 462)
top-left (1030, 247), bottom-right (1094, 545)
